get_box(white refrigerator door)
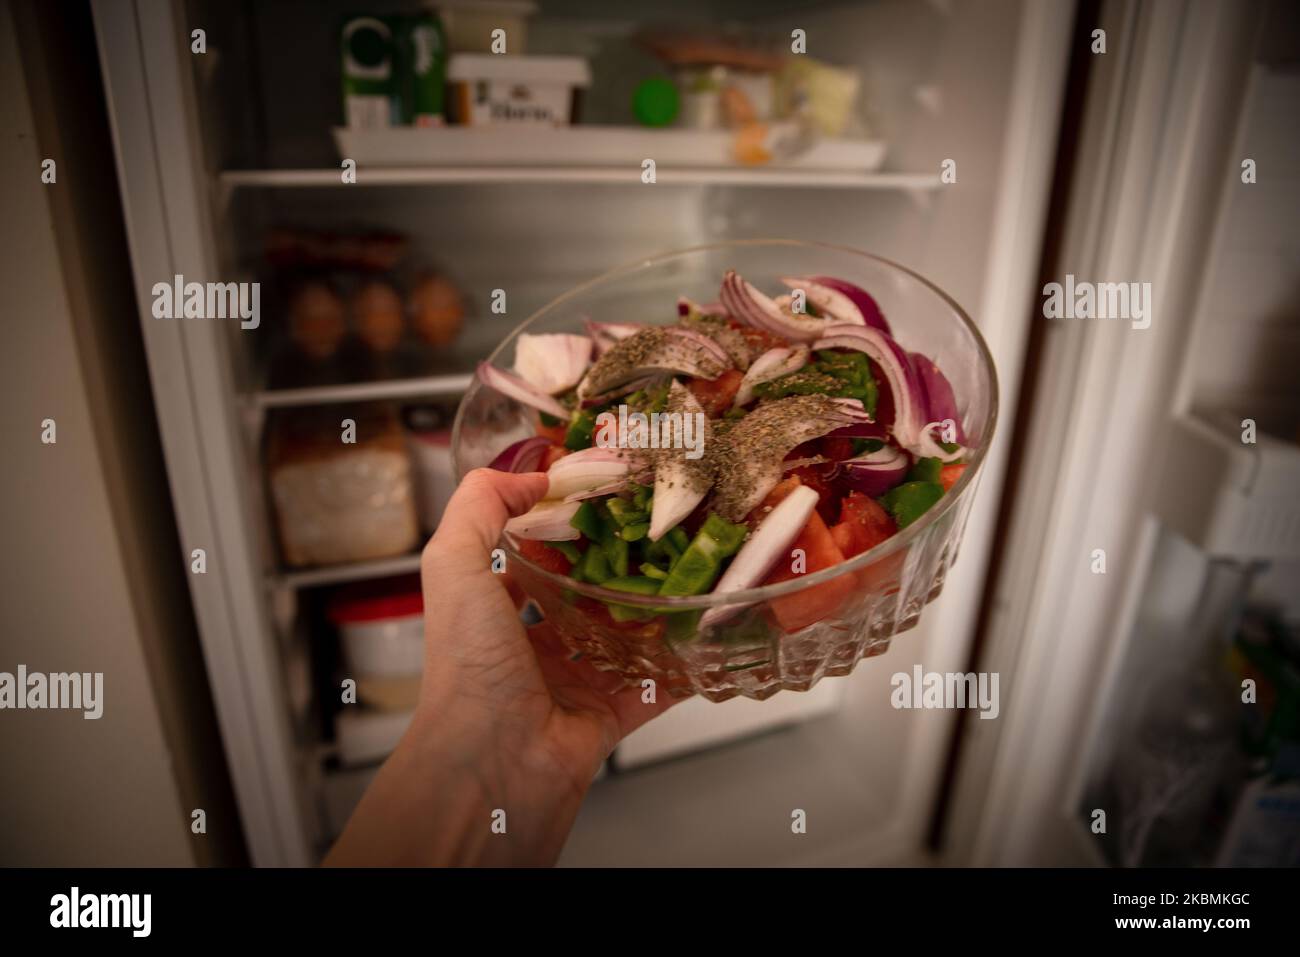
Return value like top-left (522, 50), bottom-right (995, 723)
top-left (92, 0), bottom-right (314, 866)
top-left (946, 0), bottom-right (1268, 866)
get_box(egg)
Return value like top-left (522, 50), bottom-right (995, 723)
top-left (287, 281), bottom-right (347, 361)
top-left (409, 274), bottom-right (464, 347)
top-left (351, 280), bottom-right (406, 354)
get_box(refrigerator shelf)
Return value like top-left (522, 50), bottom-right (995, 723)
top-left (1153, 411), bottom-right (1300, 560)
top-left (271, 552), bottom-right (424, 591)
top-left (220, 166), bottom-right (942, 191)
top-left (330, 126), bottom-right (892, 172)
top-left (252, 372), bottom-right (472, 411)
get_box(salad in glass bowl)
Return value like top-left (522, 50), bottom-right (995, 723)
top-left (453, 241), bottom-right (997, 702)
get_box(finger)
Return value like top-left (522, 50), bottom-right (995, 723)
top-left (433, 469), bottom-right (548, 560)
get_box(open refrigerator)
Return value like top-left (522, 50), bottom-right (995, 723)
top-left (90, 0), bottom-right (1298, 867)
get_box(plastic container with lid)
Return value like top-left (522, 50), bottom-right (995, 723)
top-left (447, 54), bottom-right (590, 126)
top-left (329, 573), bottom-right (425, 678)
top-left (267, 404), bottom-right (419, 568)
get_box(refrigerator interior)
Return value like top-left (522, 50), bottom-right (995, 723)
top-left (120, 0), bottom-right (1062, 864)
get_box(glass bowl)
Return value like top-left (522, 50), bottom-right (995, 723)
top-left (452, 240), bottom-right (997, 702)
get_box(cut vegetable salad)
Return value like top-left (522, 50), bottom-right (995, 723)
top-left (475, 270), bottom-right (972, 636)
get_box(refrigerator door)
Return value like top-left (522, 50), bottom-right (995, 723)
top-left (945, 0), bottom-right (1273, 866)
top-left (92, 0), bottom-right (314, 866)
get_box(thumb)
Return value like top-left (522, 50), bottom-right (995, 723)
top-left (432, 468), bottom-right (548, 560)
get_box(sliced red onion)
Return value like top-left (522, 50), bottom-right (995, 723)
top-left (488, 436), bottom-right (550, 474)
top-left (546, 446), bottom-right (630, 500)
top-left (665, 326), bottom-right (732, 368)
top-left (809, 276), bottom-right (891, 334)
top-left (577, 327), bottom-right (727, 401)
top-left (910, 351), bottom-right (967, 445)
top-left (585, 319), bottom-right (642, 356)
top-left (549, 466), bottom-right (629, 501)
top-left (679, 314), bottom-right (753, 370)
top-left (827, 421), bottom-right (889, 441)
top-left (504, 499), bottom-right (582, 541)
top-left (841, 445), bottom-right (910, 496)
top-left (476, 362), bottom-right (569, 420)
top-left (912, 423), bottom-right (968, 463)
top-left (699, 485), bottom-right (819, 628)
top-left (813, 329), bottom-right (970, 462)
top-left (779, 276), bottom-right (866, 326)
top-left (513, 333), bottom-right (592, 394)
top-left (563, 480), bottom-right (628, 503)
top-left (811, 324), bottom-right (930, 455)
top-left (720, 270), bottom-right (840, 343)
top-left (648, 381), bottom-right (710, 541)
top-left (733, 345), bottom-right (810, 407)
top-left (714, 395), bottom-right (870, 521)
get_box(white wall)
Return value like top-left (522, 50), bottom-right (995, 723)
top-left (0, 1), bottom-right (193, 866)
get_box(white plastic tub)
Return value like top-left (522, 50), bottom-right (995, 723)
top-left (447, 54), bottom-right (590, 126)
top-left (329, 575), bottom-right (425, 678)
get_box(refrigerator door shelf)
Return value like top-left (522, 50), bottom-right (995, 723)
top-left (1153, 412), bottom-right (1300, 560)
top-left (331, 125), bottom-right (887, 172)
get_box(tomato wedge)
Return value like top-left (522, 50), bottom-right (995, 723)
top-left (819, 436), bottom-right (856, 461)
top-left (539, 444), bottom-right (569, 470)
top-left (838, 491), bottom-right (897, 548)
top-left (834, 491), bottom-right (905, 593)
top-left (728, 319), bottom-right (785, 354)
top-left (830, 520), bottom-right (873, 559)
top-left (517, 537), bottom-right (572, 575)
top-left (687, 369), bottom-right (744, 417)
top-left (762, 510), bottom-right (857, 633)
top-left (940, 463), bottom-right (967, 492)
top-left (536, 420), bottom-right (568, 445)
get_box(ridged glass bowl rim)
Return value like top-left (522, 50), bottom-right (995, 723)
top-left (451, 239), bottom-right (999, 611)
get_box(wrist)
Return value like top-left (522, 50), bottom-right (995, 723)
top-left (392, 696), bottom-right (590, 866)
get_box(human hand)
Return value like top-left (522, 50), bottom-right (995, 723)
top-left (325, 469), bottom-right (679, 867)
